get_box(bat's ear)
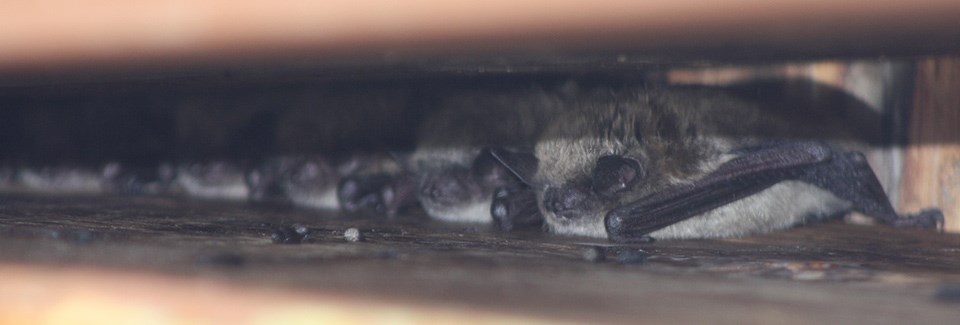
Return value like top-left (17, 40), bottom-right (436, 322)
top-left (485, 147), bottom-right (538, 186)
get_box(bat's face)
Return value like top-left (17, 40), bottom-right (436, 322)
top-left (417, 150), bottom-right (523, 223)
top-left (417, 167), bottom-right (491, 223)
top-left (533, 113), bottom-right (649, 238)
top-left (274, 157), bottom-right (339, 198)
top-left (527, 94), bottom-right (721, 238)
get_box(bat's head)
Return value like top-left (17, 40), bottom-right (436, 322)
top-left (416, 149), bottom-right (524, 223)
top-left (329, 153), bottom-right (409, 213)
top-left (271, 156), bottom-right (339, 200)
top-left (495, 90), bottom-right (723, 238)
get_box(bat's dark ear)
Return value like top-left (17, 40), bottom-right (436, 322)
top-left (486, 147), bottom-right (538, 186)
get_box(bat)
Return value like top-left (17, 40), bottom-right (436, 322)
top-left (190, 151), bottom-right (401, 212)
top-left (326, 152), bottom-right (410, 214)
top-left (336, 85), bottom-right (566, 228)
top-left (175, 161), bottom-right (251, 201)
top-left (16, 165), bottom-right (112, 194)
top-left (245, 155), bottom-right (335, 208)
top-left (0, 162), bottom-right (172, 196)
top-left (490, 82), bottom-right (944, 242)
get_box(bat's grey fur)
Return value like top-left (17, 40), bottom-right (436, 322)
top-left (175, 161), bottom-right (250, 201)
top-left (0, 163), bottom-right (172, 196)
top-left (529, 86), bottom-right (870, 239)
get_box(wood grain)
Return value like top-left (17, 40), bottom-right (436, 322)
top-left (0, 194), bottom-right (958, 323)
top-left (2, 1), bottom-right (960, 75)
top-left (902, 58), bottom-right (960, 232)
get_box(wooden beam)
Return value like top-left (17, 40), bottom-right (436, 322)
top-left (2, 1), bottom-right (960, 73)
top-left (0, 264), bottom-right (570, 325)
top-left (1, 194), bottom-right (959, 323)
top-left (902, 57), bottom-right (960, 233)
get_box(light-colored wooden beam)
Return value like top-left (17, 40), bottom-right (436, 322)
top-left (902, 57), bottom-right (960, 233)
top-left (2, 1), bottom-right (960, 72)
top-left (0, 264), bottom-right (567, 325)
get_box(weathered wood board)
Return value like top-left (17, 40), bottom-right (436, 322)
top-left (0, 194), bottom-right (958, 324)
top-left (902, 57), bottom-right (960, 233)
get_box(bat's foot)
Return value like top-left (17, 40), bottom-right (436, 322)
top-left (491, 186), bottom-right (543, 232)
top-left (893, 209), bottom-right (945, 231)
top-left (338, 174), bottom-right (417, 216)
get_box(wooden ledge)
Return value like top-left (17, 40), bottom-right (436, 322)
top-left (3, 1), bottom-right (960, 74)
top-left (0, 194), bottom-right (958, 323)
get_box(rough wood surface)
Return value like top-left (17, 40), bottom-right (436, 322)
top-left (902, 57), bottom-right (960, 233)
top-left (0, 194), bottom-right (958, 324)
top-left (3, 1), bottom-right (960, 80)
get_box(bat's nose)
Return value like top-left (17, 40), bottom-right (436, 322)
top-left (543, 186), bottom-right (589, 216)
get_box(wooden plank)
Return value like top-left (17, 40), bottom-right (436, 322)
top-left (902, 58), bottom-right (960, 233)
top-left (0, 264), bottom-right (568, 325)
top-left (2, 1), bottom-right (960, 75)
top-left (0, 194), bottom-right (958, 323)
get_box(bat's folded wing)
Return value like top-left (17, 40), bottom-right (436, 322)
top-left (605, 141), bottom-right (832, 243)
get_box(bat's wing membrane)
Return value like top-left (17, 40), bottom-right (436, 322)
top-left (606, 142), bottom-right (831, 243)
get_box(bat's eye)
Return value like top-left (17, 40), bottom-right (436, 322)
top-left (591, 155), bottom-right (643, 196)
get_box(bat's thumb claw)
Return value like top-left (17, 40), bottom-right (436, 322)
top-left (895, 209), bottom-right (945, 231)
top-left (605, 213), bottom-right (627, 242)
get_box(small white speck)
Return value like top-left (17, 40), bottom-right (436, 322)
top-left (294, 225), bottom-right (308, 235)
top-left (344, 228), bottom-right (361, 242)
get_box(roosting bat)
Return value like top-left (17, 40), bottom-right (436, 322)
top-left (174, 151), bottom-right (398, 212)
top-left (0, 162), bottom-right (172, 196)
top-left (337, 86), bottom-right (565, 228)
top-left (272, 152), bottom-right (403, 212)
top-left (490, 84), bottom-right (943, 242)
